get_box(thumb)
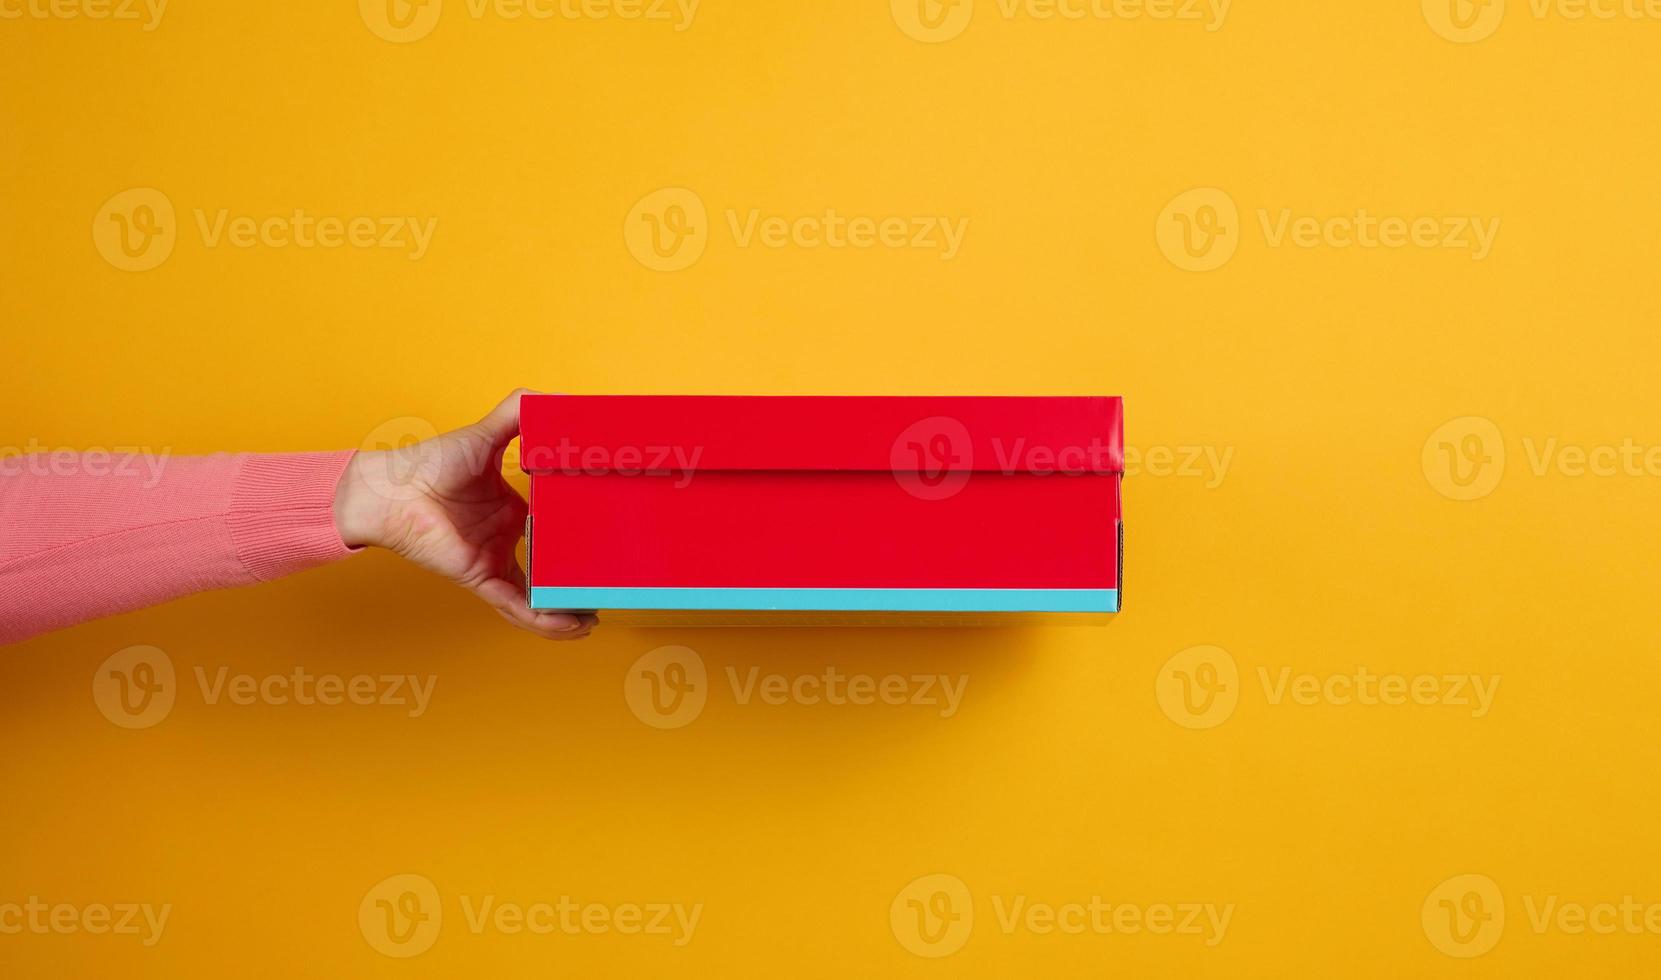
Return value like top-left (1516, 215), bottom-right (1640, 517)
top-left (475, 388), bottom-right (539, 450)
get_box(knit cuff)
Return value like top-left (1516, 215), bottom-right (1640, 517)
top-left (226, 451), bottom-right (359, 583)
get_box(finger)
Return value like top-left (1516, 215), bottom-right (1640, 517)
top-left (486, 525), bottom-right (593, 639)
top-left (521, 606), bottom-right (597, 639)
top-left (491, 489), bottom-right (530, 537)
top-left (494, 606), bottom-right (594, 641)
top-left (491, 531), bottom-right (530, 593)
top-left (472, 575), bottom-right (594, 640)
top-left (497, 600), bottom-right (592, 640)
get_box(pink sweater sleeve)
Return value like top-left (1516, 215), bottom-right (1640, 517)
top-left (0, 452), bottom-right (358, 645)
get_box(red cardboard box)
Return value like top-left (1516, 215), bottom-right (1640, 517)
top-left (519, 395), bottom-right (1123, 623)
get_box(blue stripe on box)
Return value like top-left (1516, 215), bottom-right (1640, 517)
top-left (529, 587), bottom-right (1119, 613)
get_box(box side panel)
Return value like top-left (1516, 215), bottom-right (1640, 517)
top-left (528, 471), bottom-right (1119, 592)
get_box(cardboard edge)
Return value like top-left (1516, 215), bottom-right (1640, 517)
top-left (529, 586), bottom-right (1116, 614)
top-left (1117, 512), bottom-right (1125, 613)
top-left (597, 609), bottom-right (1115, 628)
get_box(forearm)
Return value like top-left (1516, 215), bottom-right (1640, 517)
top-left (0, 451), bottom-right (357, 644)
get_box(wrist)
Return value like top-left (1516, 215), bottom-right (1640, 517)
top-left (333, 451), bottom-right (395, 549)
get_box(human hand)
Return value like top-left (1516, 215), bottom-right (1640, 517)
top-left (333, 389), bottom-right (596, 640)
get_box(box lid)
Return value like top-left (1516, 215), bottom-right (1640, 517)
top-left (519, 395), bottom-right (1123, 475)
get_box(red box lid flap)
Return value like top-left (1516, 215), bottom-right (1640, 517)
top-left (519, 395), bottom-right (1123, 475)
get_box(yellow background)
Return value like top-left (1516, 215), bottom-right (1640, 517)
top-left (4, 0), bottom-right (1661, 975)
